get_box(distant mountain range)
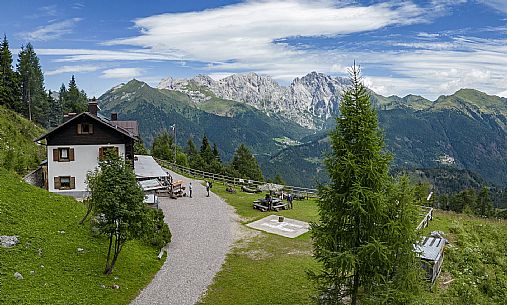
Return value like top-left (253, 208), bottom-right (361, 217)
top-left (99, 72), bottom-right (507, 188)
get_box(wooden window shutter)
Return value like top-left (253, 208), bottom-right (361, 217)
top-left (54, 177), bottom-right (61, 190)
top-left (99, 147), bottom-right (104, 160)
top-left (77, 123), bottom-right (82, 134)
top-left (69, 148), bottom-right (75, 161)
top-left (70, 177), bottom-right (76, 189)
top-left (53, 149), bottom-right (59, 161)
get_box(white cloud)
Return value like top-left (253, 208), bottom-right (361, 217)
top-left (105, 0), bottom-right (424, 65)
top-left (45, 64), bottom-right (99, 76)
top-left (101, 68), bottom-right (144, 79)
top-left (36, 48), bottom-right (178, 62)
top-left (479, 0), bottom-right (507, 14)
top-left (22, 18), bottom-right (82, 41)
top-left (33, 0), bottom-right (507, 98)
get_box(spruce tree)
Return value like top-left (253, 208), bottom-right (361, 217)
top-left (151, 131), bottom-right (174, 162)
top-left (64, 75), bottom-right (87, 113)
top-left (310, 65), bottom-right (422, 304)
top-left (47, 90), bottom-right (63, 127)
top-left (58, 83), bottom-right (67, 112)
top-left (231, 143), bottom-right (263, 181)
top-left (0, 35), bottom-right (21, 111)
top-left (17, 43), bottom-right (47, 125)
top-left (200, 135), bottom-right (214, 164)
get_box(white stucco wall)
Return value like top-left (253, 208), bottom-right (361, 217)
top-left (47, 144), bottom-right (125, 193)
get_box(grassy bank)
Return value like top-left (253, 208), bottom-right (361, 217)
top-left (0, 169), bottom-right (164, 305)
top-left (200, 183), bottom-right (507, 305)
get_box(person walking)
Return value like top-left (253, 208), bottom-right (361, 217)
top-left (206, 181), bottom-right (210, 197)
top-left (188, 182), bottom-right (193, 198)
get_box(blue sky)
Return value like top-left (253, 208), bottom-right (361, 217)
top-left (2, 0), bottom-right (507, 99)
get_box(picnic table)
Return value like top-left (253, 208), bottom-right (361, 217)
top-left (253, 198), bottom-right (288, 212)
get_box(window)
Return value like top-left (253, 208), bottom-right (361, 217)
top-left (54, 176), bottom-right (75, 190)
top-left (53, 148), bottom-right (74, 162)
top-left (60, 148), bottom-right (69, 160)
top-left (77, 123), bottom-right (93, 135)
top-left (99, 146), bottom-right (119, 160)
top-left (60, 176), bottom-right (71, 188)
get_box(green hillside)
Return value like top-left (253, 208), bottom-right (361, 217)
top-left (0, 105), bottom-right (45, 174)
top-left (99, 80), bottom-right (311, 158)
top-left (0, 169), bottom-right (163, 304)
top-left (263, 94), bottom-right (507, 187)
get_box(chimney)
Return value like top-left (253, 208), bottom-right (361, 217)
top-left (111, 112), bottom-right (118, 121)
top-left (88, 97), bottom-right (98, 116)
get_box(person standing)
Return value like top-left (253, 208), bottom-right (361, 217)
top-left (206, 181), bottom-right (210, 197)
top-left (189, 182), bottom-right (193, 198)
top-left (288, 193), bottom-right (293, 209)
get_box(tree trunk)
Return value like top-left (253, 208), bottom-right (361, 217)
top-left (105, 235), bottom-right (123, 275)
top-left (351, 271), bottom-right (360, 305)
top-left (79, 201), bottom-right (93, 224)
top-left (104, 233), bottom-right (114, 274)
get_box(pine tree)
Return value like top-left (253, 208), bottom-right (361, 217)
top-left (47, 90), bottom-right (63, 127)
top-left (476, 187), bottom-right (493, 217)
top-left (186, 137), bottom-right (204, 169)
top-left (64, 75), bottom-right (87, 113)
top-left (212, 143), bottom-right (220, 162)
top-left (186, 138), bottom-right (197, 156)
top-left (231, 143), bottom-right (263, 181)
top-left (151, 131), bottom-right (174, 162)
top-left (310, 64), bottom-right (422, 304)
top-left (200, 135), bottom-right (214, 164)
top-left (17, 43), bottom-right (47, 125)
top-left (0, 35), bottom-right (21, 111)
top-left (58, 83), bottom-right (67, 112)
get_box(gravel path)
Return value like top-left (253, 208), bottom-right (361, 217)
top-left (131, 170), bottom-right (239, 305)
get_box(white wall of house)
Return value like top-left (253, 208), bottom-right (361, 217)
top-left (47, 144), bottom-right (125, 194)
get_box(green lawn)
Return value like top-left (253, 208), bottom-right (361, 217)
top-left (0, 169), bottom-right (164, 305)
top-left (198, 183), bottom-right (320, 305)
top-left (200, 182), bottom-right (507, 305)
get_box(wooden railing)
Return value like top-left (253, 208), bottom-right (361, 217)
top-left (155, 159), bottom-right (318, 198)
top-left (416, 206), bottom-right (434, 230)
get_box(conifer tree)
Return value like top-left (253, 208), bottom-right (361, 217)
top-left (476, 187), bottom-right (493, 217)
top-left (200, 135), bottom-right (214, 164)
top-left (58, 83), bottom-right (67, 111)
top-left (186, 137), bottom-right (204, 169)
top-left (47, 90), bottom-right (63, 127)
top-left (17, 43), bottom-right (47, 125)
top-left (186, 138), bottom-right (197, 156)
top-left (231, 143), bottom-right (263, 181)
top-left (0, 35), bottom-right (21, 111)
top-left (310, 64), bottom-right (422, 304)
top-left (151, 131), bottom-right (174, 162)
top-left (64, 75), bottom-right (87, 113)
top-left (212, 143), bottom-right (220, 161)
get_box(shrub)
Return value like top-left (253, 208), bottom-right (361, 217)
top-left (144, 208), bottom-right (171, 249)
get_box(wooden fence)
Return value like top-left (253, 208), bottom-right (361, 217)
top-left (155, 159), bottom-right (318, 198)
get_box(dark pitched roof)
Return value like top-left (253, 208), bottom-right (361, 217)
top-left (111, 120), bottom-right (139, 137)
top-left (35, 112), bottom-right (137, 142)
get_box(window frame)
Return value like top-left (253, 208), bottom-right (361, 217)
top-left (59, 147), bottom-right (70, 161)
top-left (77, 123), bottom-right (94, 135)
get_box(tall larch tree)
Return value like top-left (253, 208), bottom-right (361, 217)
top-left (310, 64), bottom-right (422, 305)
